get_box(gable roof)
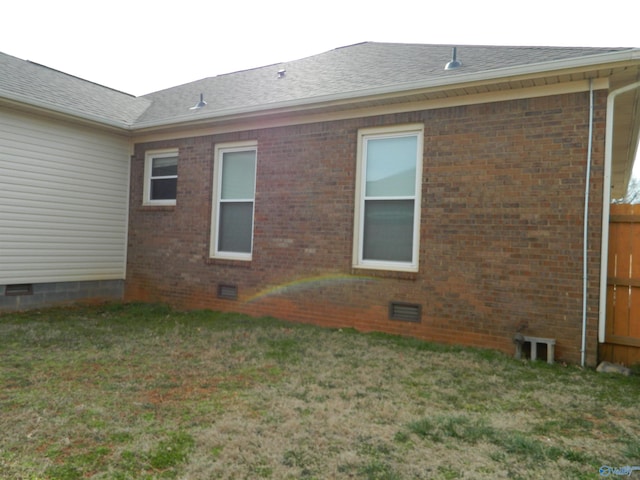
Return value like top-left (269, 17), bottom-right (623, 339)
top-left (1, 42), bottom-right (637, 131)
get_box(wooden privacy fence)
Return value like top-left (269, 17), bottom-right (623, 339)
top-left (601, 204), bottom-right (640, 366)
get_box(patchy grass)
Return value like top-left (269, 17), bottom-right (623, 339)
top-left (0, 303), bottom-right (639, 479)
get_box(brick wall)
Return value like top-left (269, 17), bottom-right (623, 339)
top-left (126, 91), bottom-right (606, 365)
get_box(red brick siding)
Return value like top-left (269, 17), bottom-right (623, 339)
top-left (126, 91), bottom-right (606, 365)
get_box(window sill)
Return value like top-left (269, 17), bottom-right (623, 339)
top-left (350, 267), bottom-right (418, 281)
top-left (206, 257), bottom-right (253, 268)
top-left (138, 204), bottom-right (176, 212)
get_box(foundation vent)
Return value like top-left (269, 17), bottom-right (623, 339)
top-left (4, 284), bottom-right (33, 296)
top-left (389, 302), bottom-right (421, 322)
top-left (217, 284), bottom-right (238, 300)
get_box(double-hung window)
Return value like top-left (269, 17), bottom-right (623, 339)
top-left (143, 149), bottom-right (178, 205)
top-left (353, 125), bottom-right (423, 272)
top-left (210, 141), bottom-right (257, 260)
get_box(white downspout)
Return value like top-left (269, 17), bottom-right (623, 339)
top-left (581, 80), bottom-right (594, 367)
top-left (598, 81), bottom-right (640, 352)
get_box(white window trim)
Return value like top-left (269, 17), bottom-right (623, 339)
top-left (352, 124), bottom-right (424, 272)
top-left (143, 148), bottom-right (179, 206)
top-left (210, 140), bottom-right (258, 261)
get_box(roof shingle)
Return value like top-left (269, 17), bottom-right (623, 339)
top-left (1, 42), bottom-right (633, 129)
top-left (0, 51), bottom-right (150, 126)
top-left (135, 42), bottom-right (632, 125)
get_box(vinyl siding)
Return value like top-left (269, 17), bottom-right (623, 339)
top-left (0, 107), bottom-right (130, 284)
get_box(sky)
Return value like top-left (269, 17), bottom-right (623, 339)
top-left (2, 0), bottom-right (639, 97)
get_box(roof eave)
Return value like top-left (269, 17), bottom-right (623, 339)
top-left (131, 48), bottom-right (640, 131)
top-left (0, 88), bottom-right (136, 131)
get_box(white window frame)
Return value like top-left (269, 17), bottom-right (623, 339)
top-left (352, 124), bottom-right (424, 272)
top-left (210, 141), bottom-right (258, 261)
top-left (143, 148), bottom-right (179, 206)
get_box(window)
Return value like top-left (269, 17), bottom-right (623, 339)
top-left (143, 149), bottom-right (178, 205)
top-left (353, 125), bottom-right (423, 272)
top-left (210, 141), bottom-right (257, 260)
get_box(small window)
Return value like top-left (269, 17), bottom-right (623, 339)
top-left (353, 125), bottom-right (424, 272)
top-left (210, 141), bottom-right (257, 261)
top-left (143, 149), bottom-right (178, 205)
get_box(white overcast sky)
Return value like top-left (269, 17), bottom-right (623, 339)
top-left (2, 0), bottom-right (639, 97)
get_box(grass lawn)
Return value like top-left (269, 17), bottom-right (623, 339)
top-left (0, 303), bottom-right (639, 479)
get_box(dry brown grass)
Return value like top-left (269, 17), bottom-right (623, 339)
top-left (0, 303), bottom-right (639, 479)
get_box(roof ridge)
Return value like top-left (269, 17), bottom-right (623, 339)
top-left (25, 59), bottom-right (137, 97)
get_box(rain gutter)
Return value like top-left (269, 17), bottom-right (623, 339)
top-left (599, 80), bottom-right (640, 345)
top-left (0, 87), bottom-right (142, 131)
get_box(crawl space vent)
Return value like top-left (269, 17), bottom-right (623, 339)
top-left (5, 284), bottom-right (33, 296)
top-left (217, 284), bottom-right (238, 300)
top-left (389, 302), bottom-right (421, 323)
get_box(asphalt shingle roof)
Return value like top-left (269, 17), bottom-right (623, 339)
top-left (0, 51), bottom-right (150, 126)
top-left (1, 42), bottom-right (633, 129)
top-left (135, 42), bottom-right (633, 125)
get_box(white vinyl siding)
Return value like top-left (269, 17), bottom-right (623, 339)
top-left (0, 107), bottom-right (130, 284)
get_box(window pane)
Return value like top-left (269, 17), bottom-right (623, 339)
top-left (365, 136), bottom-right (417, 197)
top-left (363, 199), bottom-right (414, 262)
top-left (221, 151), bottom-right (256, 199)
top-left (219, 202), bottom-right (253, 253)
top-left (151, 178), bottom-right (177, 200)
top-left (152, 156), bottom-right (178, 177)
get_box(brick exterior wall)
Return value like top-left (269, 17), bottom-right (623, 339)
top-left (126, 91), bottom-right (607, 365)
